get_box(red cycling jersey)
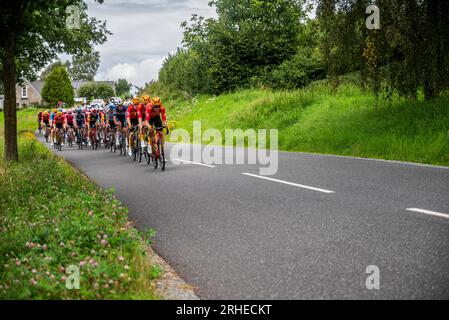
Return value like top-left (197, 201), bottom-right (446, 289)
top-left (66, 114), bottom-right (74, 123)
top-left (53, 115), bottom-right (65, 125)
top-left (42, 114), bottom-right (50, 122)
top-left (137, 103), bottom-right (147, 120)
top-left (145, 104), bottom-right (166, 122)
top-left (127, 104), bottom-right (139, 120)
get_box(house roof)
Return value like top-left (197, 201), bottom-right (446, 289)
top-left (30, 80), bottom-right (45, 96)
top-left (17, 79), bottom-right (115, 98)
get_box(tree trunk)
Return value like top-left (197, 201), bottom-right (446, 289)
top-left (2, 34), bottom-right (18, 162)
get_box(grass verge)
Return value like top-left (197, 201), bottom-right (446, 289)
top-left (168, 84), bottom-right (449, 166)
top-left (0, 109), bottom-right (159, 299)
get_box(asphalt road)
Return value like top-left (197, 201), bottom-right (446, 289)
top-left (38, 136), bottom-right (449, 299)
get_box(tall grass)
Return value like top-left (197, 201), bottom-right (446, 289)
top-left (169, 84), bottom-right (449, 166)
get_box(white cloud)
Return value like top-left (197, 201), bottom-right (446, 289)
top-left (96, 57), bottom-right (165, 89)
top-left (85, 0), bottom-right (216, 87)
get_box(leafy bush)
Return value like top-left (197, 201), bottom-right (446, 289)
top-left (78, 83), bottom-right (115, 100)
top-left (41, 67), bottom-right (74, 107)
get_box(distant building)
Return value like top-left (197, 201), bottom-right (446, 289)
top-left (16, 80), bottom-right (44, 108)
top-left (15, 80), bottom-right (116, 108)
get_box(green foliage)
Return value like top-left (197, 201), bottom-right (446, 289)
top-left (115, 79), bottom-right (132, 98)
top-left (316, 0), bottom-right (449, 100)
top-left (0, 0), bottom-right (110, 84)
top-left (69, 51), bottom-right (100, 82)
top-left (40, 61), bottom-right (71, 81)
top-left (78, 83), bottom-right (114, 100)
top-left (169, 83), bottom-right (449, 166)
top-left (41, 67), bottom-right (75, 107)
top-left (158, 0), bottom-right (309, 95)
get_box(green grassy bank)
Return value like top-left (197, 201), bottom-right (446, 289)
top-left (168, 84), bottom-right (449, 166)
top-left (0, 109), bottom-right (159, 299)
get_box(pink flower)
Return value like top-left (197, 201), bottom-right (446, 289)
top-left (31, 269), bottom-right (37, 274)
top-left (104, 284), bottom-right (109, 289)
top-left (60, 267), bottom-right (65, 273)
top-left (88, 211), bottom-right (93, 217)
top-left (30, 279), bottom-right (38, 286)
top-left (118, 256), bottom-right (125, 262)
top-left (100, 239), bottom-right (108, 246)
top-left (79, 261), bottom-right (86, 267)
top-left (15, 260), bottom-right (21, 266)
top-left (103, 234), bottom-right (108, 239)
top-left (61, 276), bottom-right (67, 282)
top-left (42, 244), bottom-right (48, 251)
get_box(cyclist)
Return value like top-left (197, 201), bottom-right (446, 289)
top-left (127, 97), bottom-right (140, 156)
top-left (65, 110), bottom-right (75, 145)
top-left (139, 95), bottom-right (152, 148)
top-left (74, 108), bottom-right (86, 144)
top-left (87, 108), bottom-right (100, 147)
top-left (53, 111), bottom-right (65, 147)
top-left (105, 102), bottom-right (117, 146)
top-left (37, 111), bottom-right (43, 133)
top-left (50, 108), bottom-right (59, 146)
top-left (145, 96), bottom-right (167, 159)
top-left (41, 111), bottom-right (51, 141)
top-left (114, 102), bottom-right (127, 148)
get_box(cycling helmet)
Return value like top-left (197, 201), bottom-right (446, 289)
top-left (53, 109), bottom-right (57, 113)
top-left (141, 95), bottom-right (151, 103)
top-left (132, 97), bottom-right (140, 105)
top-left (152, 97), bottom-right (162, 107)
top-left (57, 112), bottom-right (62, 117)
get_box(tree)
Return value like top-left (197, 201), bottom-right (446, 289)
top-left (179, 0), bottom-right (308, 93)
top-left (40, 60), bottom-right (71, 81)
top-left (316, 0), bottom-right (449, 101)
top-left (69, 51), bottom-right (100, 81)
top-left (41, 67), bottom-right (74, 106)
top-left (78, 83), bottom-right (114, 99)
top-left (115, 78), bottom-right (132, 97)
top-left (0, 0), bottom-right (110, 161)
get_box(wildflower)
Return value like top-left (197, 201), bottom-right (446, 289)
top-left (79, 261), bottom-right (86, 267)
top-left (30, 279), bottom-right (38, 286)
top-left (15, 260), bottom-right (21, 266)
top-left (104, 284), bottom-right (109, 289)
top-left (32, 269), bottom-right (37, 274)
top-left (100, 239), bottom-right (108, 246)
top-left (124, 265), bottom-right (129, 270)
top-left (42, 244), bottom-right (48, 251)
top-left (118, 256), bottom-right (125, 262)
top-left (60, 267), bottom-right (65, 273)
top-left (61, 276), bottom-right (67, 282)
top-left (60, 242), bottom-right (65, 247)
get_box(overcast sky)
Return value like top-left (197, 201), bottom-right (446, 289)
top-left (85, 0), bottom-right (217, 88)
